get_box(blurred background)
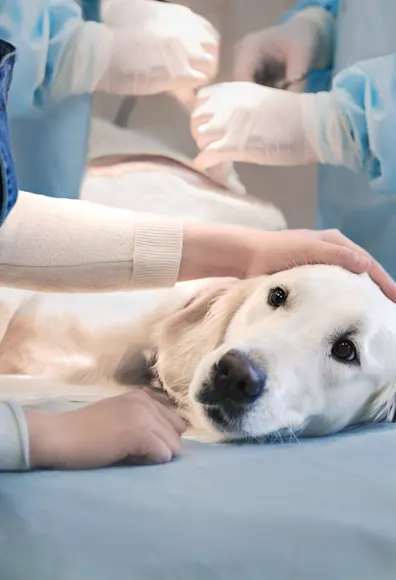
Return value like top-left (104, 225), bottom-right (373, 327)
top-left (92, 0), bottom-right (317, 228)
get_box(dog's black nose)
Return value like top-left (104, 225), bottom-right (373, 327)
top-left (212, 350), bottom-right (266, 404)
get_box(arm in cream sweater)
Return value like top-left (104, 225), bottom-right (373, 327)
top-left (0, 189), bottom-right (183, 470)
top-left (0, 190), bottom-right (183, 292)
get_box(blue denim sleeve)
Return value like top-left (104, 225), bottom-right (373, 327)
top-left (279, 0), bottom-right (340, 93)
top-left (0, 41), bottom-right (18, 224)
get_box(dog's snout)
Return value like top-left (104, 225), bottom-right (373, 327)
top-left (213, 350), bottom-right (266, 403)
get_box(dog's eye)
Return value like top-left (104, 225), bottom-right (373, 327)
top-left (268, 287), bottom-right (288, 308)
top-left (331, 338), bottom-right (358, 364)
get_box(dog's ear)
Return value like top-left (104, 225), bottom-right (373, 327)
top-left (380, 390), bottom-right (396, 423)
top-left (379, 383), bottom-right (396, 423)
top-left (153, 279), bottom-right (251, 404)
top-left (361, 382), bottom-right (396, 425)
top-left (389, 396), bottom-right (396, 423)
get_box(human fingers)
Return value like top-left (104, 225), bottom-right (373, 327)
top-left (129, 433), bottom-right (174, 464)
top-left (319, 230), bottom-right (396, 302)
top-left (150, 398), bottom-right (187, 436)
top-left (137, 420), bottom-right (182, 463)
top-left (277, 238), bottom-right (372, 274)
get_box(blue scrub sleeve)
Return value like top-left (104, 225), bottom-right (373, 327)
top-left (0, 0), bottom-right (94, 114)
top-left (279, 0), bottom-right (340, 93)
top-left (316, 52), bottom-right (396, 191)
top-left (280, 0), bottom-right (339, 21)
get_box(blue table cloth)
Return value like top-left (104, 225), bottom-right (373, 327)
top-left (0, 424), bottom-right (395, 580)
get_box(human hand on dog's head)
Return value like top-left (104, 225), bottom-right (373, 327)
top-left (180, 224), bottom-right (396, 303)
top-left (245, 228), bottom-right (396, 303)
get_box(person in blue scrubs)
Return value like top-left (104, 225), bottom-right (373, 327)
top-left (1, 0), bottom-right (219, 200)
top-left (191, 1), bottom-right (396, 279)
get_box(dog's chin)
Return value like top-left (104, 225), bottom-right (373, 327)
top-left (190, 400), bottom-right (250, 440)
top-left (197, 405), bottom-right (302, 443)
top-left (204, 405), bottom-right (246, 439)
top-left (192, 386), bottom-right (294, 442)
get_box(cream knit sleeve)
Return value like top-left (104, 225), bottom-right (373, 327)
top-left (0, 191), bottom-right (183, 292)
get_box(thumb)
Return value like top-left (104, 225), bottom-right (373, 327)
top-left (309, 241), bottom-right (372, 274)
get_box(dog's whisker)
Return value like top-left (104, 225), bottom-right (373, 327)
top-left (275, 430), bottom-right (284, 444)
top-left (286, 425), bottom-right (301, 445)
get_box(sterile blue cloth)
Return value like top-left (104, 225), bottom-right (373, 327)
top-left (0, 423), bottom-right (395, 579)
top-left (0, 0), bottom-right (100, 199)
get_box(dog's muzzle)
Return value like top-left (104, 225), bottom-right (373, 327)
top-left (196, 350), bottom-right (267, 430)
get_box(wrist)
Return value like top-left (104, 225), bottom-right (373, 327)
top-left (179, 223), bottom-right (251, 282)
top-left (86, 22), bottom-right (115, 93)
top-left (260, 89), bottom-right (322, 166)
top-left (131, 214), bottom-right (183, 289)
top-left (64, 21), bottom-right (114, 95)
top-left (25, 409), bottom-right (63, 469)
top-left (52, 20), bottom-right (114, 97)
top-left (302, 90), bottom-right (357, 169)
top-left (296, 91), bottom-right (324, 165)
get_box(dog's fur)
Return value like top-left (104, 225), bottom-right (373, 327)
top-left (1, 265), bottom-right (396, 442)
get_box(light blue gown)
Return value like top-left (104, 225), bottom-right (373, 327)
top-left (284, 0), bottom-right (396, 278)
top-left (0, 0), bottom-right (100, 199)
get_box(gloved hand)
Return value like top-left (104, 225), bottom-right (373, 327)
top-left (93, 0), bottom-right (219, 95)
top-left (191, 82), bottom-right (324, 168)
top-left (233, 8), bottom-right (335, 91)
top-left (172, 88), bottom-right (247, 195)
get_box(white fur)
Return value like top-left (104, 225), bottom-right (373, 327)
top-left (188, 267), bottom-right (396, 441)
top-left (1, 266), bottom-right (395, 444)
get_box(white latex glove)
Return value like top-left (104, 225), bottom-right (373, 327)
top-left (233, 8), bottom-right (335, 91)
top-left (93, 0), bottom-right (219, 95)
top-left (191, 82), bottom-right (324, 168)
top-left (172, 88), bottom-right (246, 195)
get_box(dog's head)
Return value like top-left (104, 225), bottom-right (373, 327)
top-left (154, 265), bottom-right (396, 441)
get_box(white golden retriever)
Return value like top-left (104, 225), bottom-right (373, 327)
top-left (0, 119), bottom-right (393, 443)
top-left (1, 264), bottom-right (395, 442)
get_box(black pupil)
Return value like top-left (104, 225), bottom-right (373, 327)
top-left (269, 287), bottom-right (287, 308)
top-left (332, 340), bottom-right (355, 361)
